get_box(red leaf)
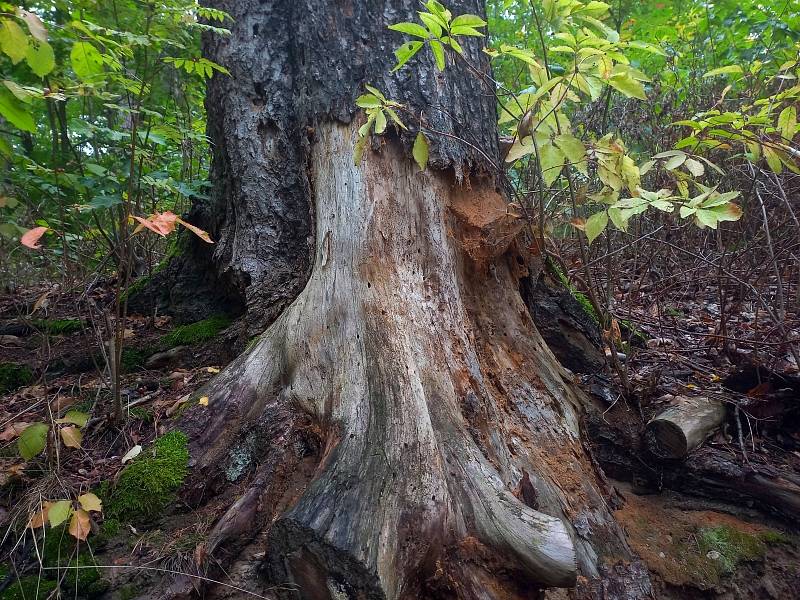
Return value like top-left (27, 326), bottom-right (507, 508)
top-left (20, 226), bottom-right (48, 249)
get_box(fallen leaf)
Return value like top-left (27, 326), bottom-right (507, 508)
top-left (48, 500), bottom-right (73, 527)
top-left (0, 422), bottom-right (31, 442)
top-left (206, 367), bottom-right (220, 374)
top-left (59, 426), bottom-right (83, 449)
top-left (78, 492), bottom-right (102, 513)
top-left (198, 396), bottom-right (209, 406)
top-left (20, 226), bottom-right (49, 249)
top-left (68, 509), bottom-right (91, 541)
top-left (55, 410), bottom-right (89, 427)
top-left (121, 445), bottom-right (142, 464)
top-left (28, 502), bottom-right (52, 528)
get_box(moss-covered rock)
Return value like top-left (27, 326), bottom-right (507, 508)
top-left (159, 315), bottom-right (231, 349)
top-left (103, 431), bottom-right (189, 523)
top-left (0, 363), bottom-right (33, 393)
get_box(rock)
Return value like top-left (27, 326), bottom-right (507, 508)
top-left (145, 346), bottom-right (189, 369)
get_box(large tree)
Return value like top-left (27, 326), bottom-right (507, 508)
top-left (159, 0), bottom-right (653, 597)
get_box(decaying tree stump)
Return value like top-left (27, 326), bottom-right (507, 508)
top-left (142, 0), bottom-right (656, 598)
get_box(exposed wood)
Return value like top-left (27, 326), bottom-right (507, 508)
top-left (172, 123), bottom-right (651, 599)
top-left (645, 396), bottom-right (727, 459)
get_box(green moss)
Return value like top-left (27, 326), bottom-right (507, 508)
top-left (698, 525), bottom-right (767, 574)
top-left (544, 257), bottom-right (600, 324)
top-left (159, 315), bottom-right (231, 349)
top-left (104, 431), bottom-right (189, 523)
top-left (33, 319), bottom-right (83, 335)
top-left (120, 348), bottom-right (149, 373)
top-left (0, 363), bottom-right (33, 393)
top-left (0, 574), bottom-right (57, 600)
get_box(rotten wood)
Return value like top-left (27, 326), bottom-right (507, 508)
top-left (645, 396), bottom-right (727, 459)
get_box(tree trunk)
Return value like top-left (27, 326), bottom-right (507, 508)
top-left (159, 1), bottom-right (652, 598)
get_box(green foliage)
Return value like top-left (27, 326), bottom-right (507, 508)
top-left (103, 431), bottom-right (189, 523)
top-left (0, 0), bottom-right (227, 273)
top-left (0, 362), bottom-right (32, 393)
top-left (159, 315), bottom-right (231, 349)
top-left (33, 318), bottom-right (83, 335)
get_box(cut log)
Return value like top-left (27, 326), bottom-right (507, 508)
top-left (645, 396), bottom-right (726, 459)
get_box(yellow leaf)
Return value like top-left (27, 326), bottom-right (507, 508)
top-left (206, 367), bottom-right (220, 374)
top-left (69, 509), bottom-right (91, 541)
top-left (198, 396), bottom-right (209, 406)
top-left (59, 426), bottom-right (83, 449)
top-left (78, 492), bottom-right (102, 513)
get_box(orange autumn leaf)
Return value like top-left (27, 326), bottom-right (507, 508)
top-left (133, 211), bottom-right (213, 243)
top-left (20, 226), bottom-right (49, 249)
top-left (28, 501), bottom-right (53, 529)
top-left (69, 508), bottom-right (91, 541)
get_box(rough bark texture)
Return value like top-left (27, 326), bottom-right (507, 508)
top-left (143, 0), bottom-right (655, 598)
top-left (191, 0), bottom-right (500, 332)
top-left (177, 123), bottom-right (649, 599)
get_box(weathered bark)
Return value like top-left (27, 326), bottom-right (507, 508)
top-left (178, 122), bottom-right (649, 599)
top-left (644, 396), bottom-right (726, 459)
top-left (148, 1), bottom-right (654, 598)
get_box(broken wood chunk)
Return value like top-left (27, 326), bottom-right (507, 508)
top-left (645, 396), bottom-right (726, 459)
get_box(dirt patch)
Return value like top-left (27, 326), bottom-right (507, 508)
top-left (615, 484), bottom-right (799, 597)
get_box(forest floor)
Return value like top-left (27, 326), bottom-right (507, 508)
top-left (0, 276), bottom-right (799, 599)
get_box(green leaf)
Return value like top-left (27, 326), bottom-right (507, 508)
top-left (625, 40), bottom-right (666, 56)
top-left (48, 500), bottom-right (73, 527)
top-left (683, 157), bottom-right (705, 177)
top-left (1, 19), bottom-right (28, 64)
top-left (554, 133), bottom-right (587, 174)
top-left (665, 152), bottom-right (687, 170)
top-left (374, 109), bottom-right (387, 134)
top-left (0, 88), bottom-right (35, 132)
top-left (418, 12), bottom-right (444, 38)
top-left (607, 73), bottom-right (646, 101)
top-left (70, 42), bottom-right (104, 81)
top-left (385, 107), bottom-right (406, 130)
top-left (450, 14), bottom-right (486, 28)
top-left (18, 422), bottom-right (48, 460)
top-left (388, 22), bottom-right (429, 39)
top-left (695, 209), bottom-right (718, 229)
top-left (608, 207), bottom-right (628, 231)
top-left (353, 134), bottom-right (368, 166)
top-left (413, 131), bottom-right (429, 171)
top-left (429, 39), bottom-right (445, 71)
top-left (539, 142), bottom-right (565, 187)
top-left (778, 105), bottom-right (797, 141)
top-left (585, 211), bottom-right (609, 244)
top-left (764, 146), bottom-right (783, 174)
top-left (55, 410), bottom-right (89, 427)
top-left (26, 41), bottom-right (55, 77)
top-left (364, 85), bottom-right (386, 102)
top-left (356, 94), bottom-right (382, 109)
top-left (392, 41), bottom-right (424, 72)
top-left (703, 65), bottom-right (743, 78)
